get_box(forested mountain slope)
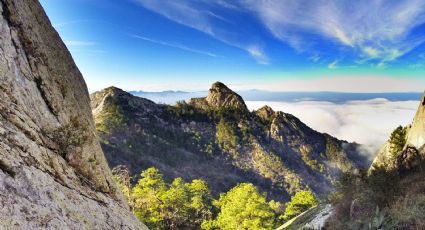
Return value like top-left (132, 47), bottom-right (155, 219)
top-left (91, 82), bottom-right (369, 202)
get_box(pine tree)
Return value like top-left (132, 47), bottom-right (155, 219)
top-left (205, 183), bottom-right (275, 230)
top-left (132, 167), bottom-right (167, 229)
top-left (389, 126), bottom-right (406, 159)
top-left (283, 190), bottom-right (319, 221)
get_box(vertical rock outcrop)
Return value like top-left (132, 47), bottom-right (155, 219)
top-left (0, 0), bottom-right (147, 229)
top-left (371, 91), bottom-right (425, 171)
top-left (189, 81), bottom-right (249, 112)
top-left (205, 82), bottom-right (248, 111)
top-left (406, 92), bottom-right (425, 149)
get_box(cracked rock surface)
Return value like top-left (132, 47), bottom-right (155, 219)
top-left (0, 0), bottom-right (147, 229)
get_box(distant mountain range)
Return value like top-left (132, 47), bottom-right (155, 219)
top-left (130, 89), bottom-right (423, 104)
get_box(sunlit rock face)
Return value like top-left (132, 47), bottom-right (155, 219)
top-left (189, 81), bottom-right (249, 112)
top-left (371, 91), bottom-right (425, 172)
top-left (205, 82), bottom-right (249, 111)
top-left (255, 105), bottom-right (275, 121)
top-left (406, 92), bottom-right (425, 149)
top-left (0, 0), bottom-right (147, 229)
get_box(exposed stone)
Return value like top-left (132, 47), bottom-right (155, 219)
top-left (190, 82), bottom-right (249, 112)
top-left (395, 147), bottom-right (422, 172)
top-left (206, 82), bottom-right (248, 110)
top-left (406, 92), bottom-right (425, 149)
top-left (255, 105), bottom-right (275, 121)
top-left (0, 0), bottom-right (147, 229)
top-left (371, 92), bottom-right (425, 172)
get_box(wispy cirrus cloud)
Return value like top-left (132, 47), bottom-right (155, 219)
top-left (328, 60), bottom-right (339, 69)
top-left (64, 40), bottom-right (97, 46)
top-left (131, 35), bottom-right (218, 57)
top-left (135, 0), bottom-right (269, 64)
top-left (53, 19), bottom-right (95, 28)
top-left (64, 40), bottom-right (109, 55)
top-left (241, 0), bottom-right (425, 64)
top-left (136, 0), bottom-right (425, 65)
top-left (309, 54), bottom-right (320, 63)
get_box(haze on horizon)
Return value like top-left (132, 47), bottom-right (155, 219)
top-left (40, 0), bottom-right (425, 92)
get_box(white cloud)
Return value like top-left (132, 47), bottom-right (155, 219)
top-left (241, 0), bottom-right (425, 62)
top-left (328, 60), bottom-right (339, 69)
top-left (309, 54), bottom-right (320, 63)
top-left (135, 0), bottom-right (269, 64)
top-left (64, 40), bottom-right (96, 46)
top-left (136, 0), bottom-right (425, 64)
top-left (246, 45), bottom-right (269, 64)
top-left (363, 47), bottom-right (379, 58)
top-left (68, 49), bottom-right (108, 54)
top-left (131, 35), bottom-right (218, 57)
top-left (246, 99), bottom-right (419, 157)
top-left (53, 19), bottom-right (94, 28)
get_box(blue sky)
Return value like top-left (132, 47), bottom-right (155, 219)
top-left (40, 0), bottom-right (425, 92)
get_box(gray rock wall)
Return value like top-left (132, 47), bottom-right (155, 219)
top-left (406, 92), bottom-right (425, 149)
top-left (370, 92), bottom-right (425, 171)
top-left (0, 0), bottom-right (147, 229)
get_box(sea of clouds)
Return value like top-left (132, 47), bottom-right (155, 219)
top-left (131, 90), bottom-right (420, 159)
top-left (246, 99), bottom-right (419, 158)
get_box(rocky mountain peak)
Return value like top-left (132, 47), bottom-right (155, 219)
top-left (91, 86), bottom-right (128, 106)
top-left (205, 81), bottom-right (248, 111)
top-left (91, 86), bottom-right (158, 118)
top-left (406, 91), bottom-right (425, 149)
top-left (104, 86), bottom-right (127, 94)
top-left (256, 105), bottom-right (275, 120)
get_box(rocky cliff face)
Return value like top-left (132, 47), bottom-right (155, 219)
top-left (91, 83), bottom-right (369, 202)
top-left (406, 92), bottom-right (425, 149)
top-left (371, 91), bottom-right (425, 171)
top-left (0, 0), bottom-right (147, 229)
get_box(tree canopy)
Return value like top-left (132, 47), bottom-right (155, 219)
top-left (204, 183), bottom-right (276, 230)
top-left (389, 125), bottom-right (407, 159)
top-left (116, 167), bottom-right (319, 229)
top-left (129, 167), bottom-right (214, 229)
top-left (282, 190), bottom-right (319, 221)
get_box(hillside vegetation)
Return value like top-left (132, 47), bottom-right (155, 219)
top-left (91, 82), bottom-right (369, 204)
top-left (114, 166), bottom-right (319, 229)
top-left (327, 92), bottom-right (425, 229)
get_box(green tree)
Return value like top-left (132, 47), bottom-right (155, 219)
top-left (389, 125), bottom-right (406, 159)
top-left (163, 177), bottom-right (192, 229)
top-left (128, 167), bottom-right (215, 229)
top-left (188, 179), bottom-right (214, 225)
top-left (132, 167), bottom-right (167, 229)
top-left (216, 118), bottom-right (238, 150)
top-left (206, 183), bottom-right (276, 230)
top-left (283, 190), bottom-right (319, 221)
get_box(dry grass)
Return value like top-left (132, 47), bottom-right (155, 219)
top-left (327, 162), bottom-right (425, 229)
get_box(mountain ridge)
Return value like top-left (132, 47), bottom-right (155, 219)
top-left (91, 83), bottom-right (370, 202)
